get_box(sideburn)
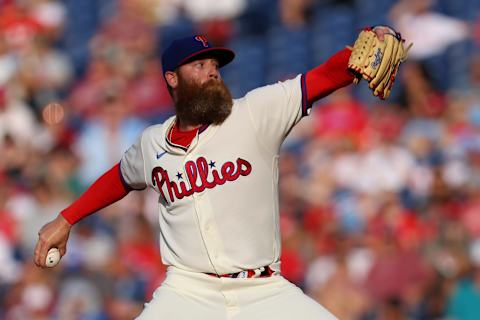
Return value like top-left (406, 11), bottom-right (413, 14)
top-left (174, 76), bottom-right (233, 127)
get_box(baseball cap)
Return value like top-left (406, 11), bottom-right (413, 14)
top-left (161, 35), bottom-right (235, 74)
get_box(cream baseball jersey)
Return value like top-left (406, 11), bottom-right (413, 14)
top-left (120, 74), bottom-right (310, 275)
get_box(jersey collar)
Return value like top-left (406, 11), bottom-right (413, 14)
top-left (164, 117), bottom-right (211, 154)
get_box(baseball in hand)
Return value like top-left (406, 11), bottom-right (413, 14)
top-left (45, 248), bottom-right (61, 267)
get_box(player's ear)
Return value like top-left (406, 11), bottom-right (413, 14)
top-left (165, 71), bottom-right (178, 89)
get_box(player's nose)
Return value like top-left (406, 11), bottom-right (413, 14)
top-left (208, 68), bottom-right (219, 80)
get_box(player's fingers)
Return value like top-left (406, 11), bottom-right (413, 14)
top-left (34, 215), bottom-right (72, 267)
top-left (375, 31), bottom-right (385, 41)
top-left (34, 229), bottom-right (52, 268)
top-left (34, 236), bottom-right (47, 268)
top-left (373, 26), bottom-right (395, 41)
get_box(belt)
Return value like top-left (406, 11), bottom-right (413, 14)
top-left (205, 266), bottom-right (276, 279)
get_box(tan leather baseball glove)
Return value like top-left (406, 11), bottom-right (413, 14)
top-left (348, 26), bottom-right (412, 100)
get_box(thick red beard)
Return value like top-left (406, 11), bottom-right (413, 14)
top-left (174, 76), bottom-right (233, 127)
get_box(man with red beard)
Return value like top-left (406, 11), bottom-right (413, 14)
top-left (33, 34), bottom-right (384, 319)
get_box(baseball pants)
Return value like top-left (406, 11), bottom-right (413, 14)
top-left (135, 266), bottom-right (338, 320)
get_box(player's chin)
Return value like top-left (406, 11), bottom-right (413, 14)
top-left (198, 99), bottom-right (233, 126)
top-left (209, 104), bottom-right (232, 125)
top-left (202, 82), bottom-right (233, 125)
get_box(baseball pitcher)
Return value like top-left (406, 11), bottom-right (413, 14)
top-left (35, 29), bottom-right (410, 319)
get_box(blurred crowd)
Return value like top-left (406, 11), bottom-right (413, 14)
top-left (1, 0), bottom-right (480, 319)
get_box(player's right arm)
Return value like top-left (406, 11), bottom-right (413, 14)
top-left (34, 133), bottom-right (148, 268)
top-left (34, 162), bottom-right (134, 267)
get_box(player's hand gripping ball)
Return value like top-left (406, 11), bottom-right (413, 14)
top-left (348, 26), bottom-right (413, 100)
top-left (46, 248), bottom-right (61, 268)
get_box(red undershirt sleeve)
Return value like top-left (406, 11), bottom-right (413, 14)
top-left (60, 162), bottom-right (131, 225)
top-left (305, 47), bottom-right (355, 105)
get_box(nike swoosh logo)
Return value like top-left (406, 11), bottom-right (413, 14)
top-left (156, 151), bottom-right (167, 160)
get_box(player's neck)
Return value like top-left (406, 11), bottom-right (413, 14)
top-left (176, 119), bottom-right (203, 132)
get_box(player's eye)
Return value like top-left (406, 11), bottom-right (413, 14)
top-left (210, 59), bottom-right (219, 69)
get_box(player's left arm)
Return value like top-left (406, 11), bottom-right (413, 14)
top-left (307, 26), bottom-right (411, 102)
top-left (245, 27), bottom-right (408, 154)
top-left (304, 47), bottom-right (355, 106)
top-left (244, 47), bottom-right (356, 154)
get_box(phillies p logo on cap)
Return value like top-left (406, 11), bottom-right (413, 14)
top-left (195, 35), bottom-right (209, 48)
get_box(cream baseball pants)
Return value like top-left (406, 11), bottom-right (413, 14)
top-left (135, 267), bottom-right (337, 320)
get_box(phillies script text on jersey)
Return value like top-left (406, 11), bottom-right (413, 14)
top-left (151, 157), bottom-right (252, 202)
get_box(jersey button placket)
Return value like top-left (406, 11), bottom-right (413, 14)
top-left (199, 202), bottom-right (218, 261)
top-left (199, 196), bottom-right (227, 271)
top-left (186, 152), bottom-right (222, 270)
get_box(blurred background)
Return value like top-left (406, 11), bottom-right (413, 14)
top-left (1, 0), bottom-right (480, 319)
